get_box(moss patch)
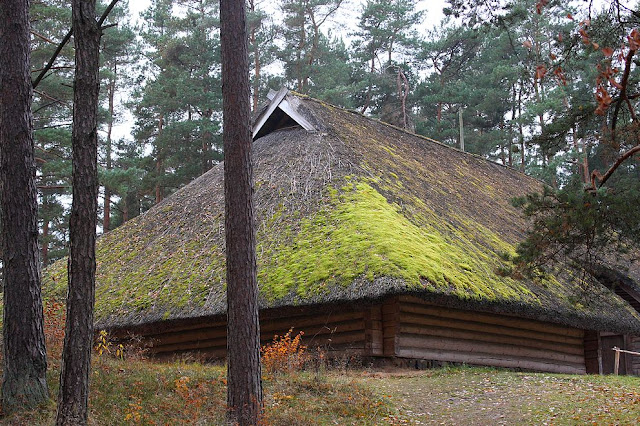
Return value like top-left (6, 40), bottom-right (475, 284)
top-left (43, 213), bottom-right (226, 324)
top-left (259, 180), bottom-right (532, 303)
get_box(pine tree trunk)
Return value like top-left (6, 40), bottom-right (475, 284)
top-left (249, 0), bottom-right (260, 111)
top-left (55, 0), bottom-right (101, 423)
top-left (155, 114), bottom-right (165, 204)
top-left (221, 0), bottom-right (263, 423)
top-left (0, 0), bottom-right (49, 413)
top-left (103, 62), bottom-right (116, 233)
top-left (42, 220), bottom-right (50, 266)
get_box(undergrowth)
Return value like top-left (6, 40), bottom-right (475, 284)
top-left (0, 302), bottom-right (393, 425)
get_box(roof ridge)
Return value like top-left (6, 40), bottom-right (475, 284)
top-left (298, 94), bottom-right (544, 185)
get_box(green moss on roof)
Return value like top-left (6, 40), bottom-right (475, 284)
top-left (259, 180), bottom-right (532, 304)
top-left (45, 200), bottom-right (227, 324)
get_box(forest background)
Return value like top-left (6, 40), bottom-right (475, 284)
top-left (20, 0), bottom-right (640, 275)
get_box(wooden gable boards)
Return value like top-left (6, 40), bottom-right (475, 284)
top-left (252, 87), bottom-right (316, 140)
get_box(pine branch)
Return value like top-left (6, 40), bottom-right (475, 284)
top-left (32, 0), bottom-right (120, 89)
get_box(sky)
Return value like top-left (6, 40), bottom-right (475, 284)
top-left (127, 0), bottom-right (448, 36)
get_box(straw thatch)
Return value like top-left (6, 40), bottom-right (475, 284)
top-left (43, 91), bottom-right (640, 335)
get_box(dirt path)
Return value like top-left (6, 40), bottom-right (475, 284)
top-left (355, 367), bottom-right (640, 425)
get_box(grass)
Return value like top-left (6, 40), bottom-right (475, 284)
top-left (4, 360), bottom-right (640, 425)
top-left (2, 355), bottom-right (640, 425)
top-left (0, 307), bottom-right (393, 425)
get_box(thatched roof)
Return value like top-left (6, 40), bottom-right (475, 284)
top-left (44, 91), bottom-right (640, 334)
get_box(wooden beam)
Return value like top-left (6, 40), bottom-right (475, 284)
top-left (399, 324), bottom-right (584, 356)
top-left (398, 334), bottom-right (585, 365)
top-left (382, 297), bottom-right (399, 356)
top-left (396, 347), bottom-right (586, 375)
top-left (252, 87), bottom-right (288, 139)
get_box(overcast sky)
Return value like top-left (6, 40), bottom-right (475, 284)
top-left (126, 0), bottom-right (448, 34)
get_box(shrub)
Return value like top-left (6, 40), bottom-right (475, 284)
top-left (261, 328), bottom-right (307, 375)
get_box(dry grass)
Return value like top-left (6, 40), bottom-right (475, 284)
top-left (358, 366), bottom-right (640, 425)
top-left (0, 358), bottom-right (393, 425)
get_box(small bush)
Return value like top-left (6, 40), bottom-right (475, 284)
top-left (95, 330), bottom-right (124, 360)
top-left (262, 328), bottom-right (307, 375)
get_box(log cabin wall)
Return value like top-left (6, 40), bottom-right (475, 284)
top-left (629, 335), bottom-right (640, 375)
top-left (132, 305), bottom-right (372, 360)
top-left (385, 296), bottom-right (586, 374)
top-left (583, 331), bottom-right (600, 374)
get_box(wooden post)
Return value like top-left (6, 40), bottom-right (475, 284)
top-left (611, 346), bottom-right (640, 376)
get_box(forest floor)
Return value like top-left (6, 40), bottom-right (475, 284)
top-left (1, 304), bottom-right (639, 425)
top-left (358, 366), bottom-right (640, 425)
top-left (2, 359), bottom-right (640, 425)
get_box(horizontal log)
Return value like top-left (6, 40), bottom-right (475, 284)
top-left (151, 326), bottom-right (227, 347)
top-left (151, 314), bottom-right (364, 348)
top-left (263, 319), bottom-right (365, 343)
top-left (365, 329), bottom-right (383, 340)
top-left (382, 305), bottom-right (399, 316)
top-left (384, 337), bottom-right (397, 356)
top-left (396, 347), bottom-right (586, 375)
top-left (261, 310), bottom-right (364, 333)
top-left (398, 334), bottom-right (584, 365)
top-left (398, 311), bottom-right (583, 346)
top-left (365, 319), bottom-right (383, 331)
top-left (399, 324), bottom-right (583, 356)
top-left (399, 297), bottom-right (584, 338)
top-left (321, 344), bottom-right (366, 353)
top-left (365, 306), bottom-right (383, 322)
top-left (142, 320), bottom-right (227, 338)
top-left (365, 326), bottom-right (383, 356)
top-left (153, 327), bottom-right (365, 353)
top-left (144, 309), bottom-right (365, 339)
top-left (153, 336), bottom-right (227, 354)
top-left (305, 330), bottom-right (365, 347)
top-left (366, 341), bottom-right (383, 349)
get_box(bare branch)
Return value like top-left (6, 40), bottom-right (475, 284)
top-left (31, 30), bottom-right (56, 45)
top-left (32, 0), bottom-right (120, 89)
top-left (590, 145), bottom-right (640, 189)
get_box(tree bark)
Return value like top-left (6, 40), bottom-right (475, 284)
top-left (55, 0), bottom-right (101, 423)
top-left (103, 61), bottom-right (117, 233)
top-left (248, 0), bottom-right (260, 112)
top-left (155, 114), bottom-right (164, 204)
top-left (42, 220), bottom-right (50, 266)
top-left (221, 0), bottom-right (263, 423)
top-left (0, 0), bottom-right (49, 413)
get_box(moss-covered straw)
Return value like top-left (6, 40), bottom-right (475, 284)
top-left (43, 93), bottom-right (640, 334)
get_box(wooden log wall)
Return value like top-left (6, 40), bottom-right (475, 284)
top-left (630, 335), bottom-right (640, 376)
top-left (583, 331), bottom-right (599, 374)
top-left (132, 307), bottom-right (374, 360)
top-left (388, 296), bottom-right (587, 374)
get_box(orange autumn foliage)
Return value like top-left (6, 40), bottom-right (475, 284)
top-left (261, 329), bottom-right (307, 375)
